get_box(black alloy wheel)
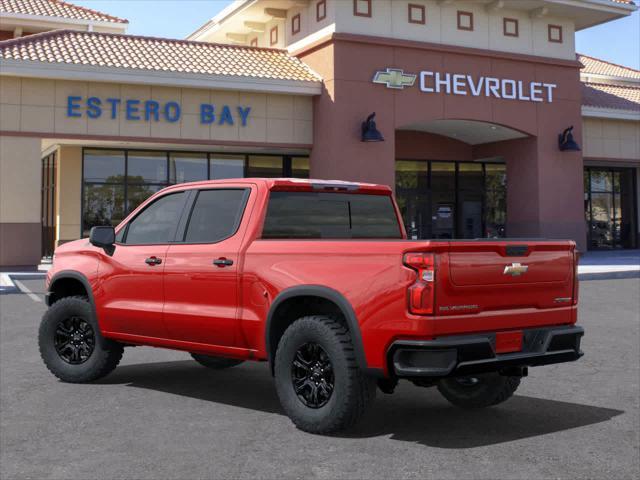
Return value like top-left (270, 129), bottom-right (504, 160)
top-left (54, 316), bottom-right (95, 364)
top-left (291, 342), bottom-right (335, 408)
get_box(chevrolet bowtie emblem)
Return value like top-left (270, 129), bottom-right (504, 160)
top-left (503, 263), bottom-right (529, 276)
top-left (372, 68), bottom-right (416, 89)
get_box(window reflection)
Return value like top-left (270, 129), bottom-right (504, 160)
top-left (395, 160), bottom-right (506, 240)
top-left (82, 149), bottom-right (308, 236)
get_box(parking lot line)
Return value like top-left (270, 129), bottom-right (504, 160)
top-left (13, 279), bottom-right (43, 303)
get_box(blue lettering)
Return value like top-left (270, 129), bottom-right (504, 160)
top-left (86, 97), bottom-right (102, 119)
top-left (200, 104), bottom-right (215, 124)
top-left (237, 106), bottom-right (251, 127)
top-left (67, 96), bottom-right (82, 118)
top-left (164, 101), bottom-right (181, 122)
top-left (126, 99), bottom-right (140, 120)
top-left (145, 100), bottom-right (160, 122)
top-left (106, 98), bottom-right (120, 119)
top-left (219, 105), bottom-right (234, 126)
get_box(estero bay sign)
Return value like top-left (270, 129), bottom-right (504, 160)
top-left (66, 96), bottom-right (252, 126)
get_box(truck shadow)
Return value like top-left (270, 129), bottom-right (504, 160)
top-left (97, 360), bottom-right (623, 449)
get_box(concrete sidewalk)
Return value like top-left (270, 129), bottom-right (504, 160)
top-left (578, 249), bottom-right (640, 280)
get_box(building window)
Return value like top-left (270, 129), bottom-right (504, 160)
top-left (291, 13), bottom-right (301, 35)
top-left (408, 4), bottom-right (426, 25)
top-left (395, 160), bottom-right (506, 240)
top-left (316, 0), bottom-right (326, 22)
top-left (457, 11), bottom-right (473, 31)
top-left (353, 0), bottom-right (372, 18)
top-left (81, 149), bottom-right (309, 237)
top-left (503, 18), bottom-right (518, 37)
top-left (548, 24), bottom-right (563, 43)
top-left (270, 26), bottom-right (278, 46)
top-left (250, 37), bottom-right (258, 47)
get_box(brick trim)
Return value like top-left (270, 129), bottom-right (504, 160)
top-left (316, 0), bottom-right (326, 22)
top-left (408, 4), bottom-right (426, 25)
top-left (548, 24), bottom-right (563, 43)
top-left (503, 18), bottom-right (519, 37)
top-left (457, 11), bottom-right (473, 31)
top-left (291, 13), bottom-right (301, 35)
top-left (353, 0), bottom-right (372, 18)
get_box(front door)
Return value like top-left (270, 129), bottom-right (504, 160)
top-left (163, 186), bottom-right (252, 348)
top-left (41, 153), bottom-right (57, 259)
top-left (97, 191), bottom-right (188, 338)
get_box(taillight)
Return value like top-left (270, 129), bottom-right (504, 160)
top-left (572, 250), bottom-right (580, 305)
top-left (404, 252), bottom-right (435, 315)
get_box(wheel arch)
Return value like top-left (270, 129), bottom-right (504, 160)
top-left (48, 271), bottom-right (97, 319)
top-left (265, 285), bottom-right (368, 374)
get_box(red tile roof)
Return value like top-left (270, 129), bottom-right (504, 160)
top-left (579, 54), bottom-right (640, 80)
top-left (0, 0), bottom-right (128, 24)
top-left (582, 82), bottom-right (640, 111)
top-left (0, 30), bottom-right (321, 83)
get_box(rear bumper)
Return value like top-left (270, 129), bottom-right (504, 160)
top-left (389, 325), bottom-right (584, 378)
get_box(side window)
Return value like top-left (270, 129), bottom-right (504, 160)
top-left (183, 189), bottom-right (249, 243)
top-left (122, 192), bottom-right (186, 245)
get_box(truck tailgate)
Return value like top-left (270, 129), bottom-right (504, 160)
top-left (434, 241), bottom-right (576, 327)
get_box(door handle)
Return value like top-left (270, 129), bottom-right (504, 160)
top-left (145, 256), bottom-right (162, 266)
top-left (213, 258), bottom-right (233, 267)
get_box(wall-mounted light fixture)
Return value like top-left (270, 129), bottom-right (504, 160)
top-left (361, 112), bottom-right (384, 142)
top-left (558, 126), bottom-right (580, 151)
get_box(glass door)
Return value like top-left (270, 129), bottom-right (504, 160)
top-left (585, 167), bottom-right (638, 249)
top-left (41, 153), bottom-right (57, 259)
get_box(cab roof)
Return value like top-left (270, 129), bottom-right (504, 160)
top-left (164, 178), bottom-right (392, 194)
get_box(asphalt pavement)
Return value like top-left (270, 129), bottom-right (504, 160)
top-left (1, 276), bottom-right (638, 479)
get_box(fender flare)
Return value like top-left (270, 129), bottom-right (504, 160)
top-left (48, 270), bottom-right (97, 320)
top-left (265, 285), bottom-right (369, 372)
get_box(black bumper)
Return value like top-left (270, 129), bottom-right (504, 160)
top-left (390, 325), bottom-right (584, 378)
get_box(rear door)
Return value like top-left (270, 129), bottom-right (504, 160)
top-left (162, 186), bottom-right (253, 348)
top-left (97, 191), bottom-right (188, 338)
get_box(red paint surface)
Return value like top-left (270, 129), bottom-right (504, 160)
top-left (48, 179), bottom-right (579, 375)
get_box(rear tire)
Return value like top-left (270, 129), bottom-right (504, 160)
top-left (190, 353), bottom-right (244, 369)
top-left (274, 315), bottom-right (376, 434)
top-left (437, 373), bottom-right (520, 409)
top-left (39, 296), bottom-right (123, 383)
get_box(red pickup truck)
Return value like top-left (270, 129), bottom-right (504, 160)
top-left (40, 178), bottom-right (583, 433)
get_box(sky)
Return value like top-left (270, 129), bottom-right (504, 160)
top-left (73, 0), bottom-right (639, 69)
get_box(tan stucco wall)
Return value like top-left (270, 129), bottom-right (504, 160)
top-left (0, 77), bottom-right (313, 146)
top-left (56, 145), bottom-right (82, 244)
top-left (0, 134), bottom-right (42, 265)
top-left (0, 134), bottom-right (41, 223)
top-left (582, 117), bottom-right (640, 161)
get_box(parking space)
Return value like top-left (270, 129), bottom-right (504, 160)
top-left (1, 277), bottom-right (638, 479)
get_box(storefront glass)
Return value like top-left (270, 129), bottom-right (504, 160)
top-left (82, 149), bottom-right (309, 236)
top-left (396, 160), bottom-right (506, 240)
top-left (584, 167), bottom-right (637, 249)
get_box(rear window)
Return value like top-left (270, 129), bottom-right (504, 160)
top-left (262, 192), bottom-right (402, 239)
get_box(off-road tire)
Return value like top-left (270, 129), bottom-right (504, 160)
top-left (190, 353), bottom-right (244, 369)
top-left (437, 373), bottom-right (521, 408)
top-left (274, 315), bottom-right (376, 434)
top-left (39, 296), bottom-right (123, 383)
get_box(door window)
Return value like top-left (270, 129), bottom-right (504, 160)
top-left (122, 192), bottom-right (186, 245)
top-left (183, 189), bottom-right (249, 243)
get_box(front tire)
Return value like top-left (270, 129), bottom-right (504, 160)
top-left (39, 296), bottom-right (123, 383)
top-left (190, 353), bottom-right (244, 369)
top-left (437, 373), bottom-right (520, 408)
top-left (274, 316), bottom-right (376, 434)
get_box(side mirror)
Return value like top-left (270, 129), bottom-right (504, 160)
top-left (89, 226), bottom-right (115, 254)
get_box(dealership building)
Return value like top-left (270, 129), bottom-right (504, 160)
top-left (0, 0), bottom-right (638, 266)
